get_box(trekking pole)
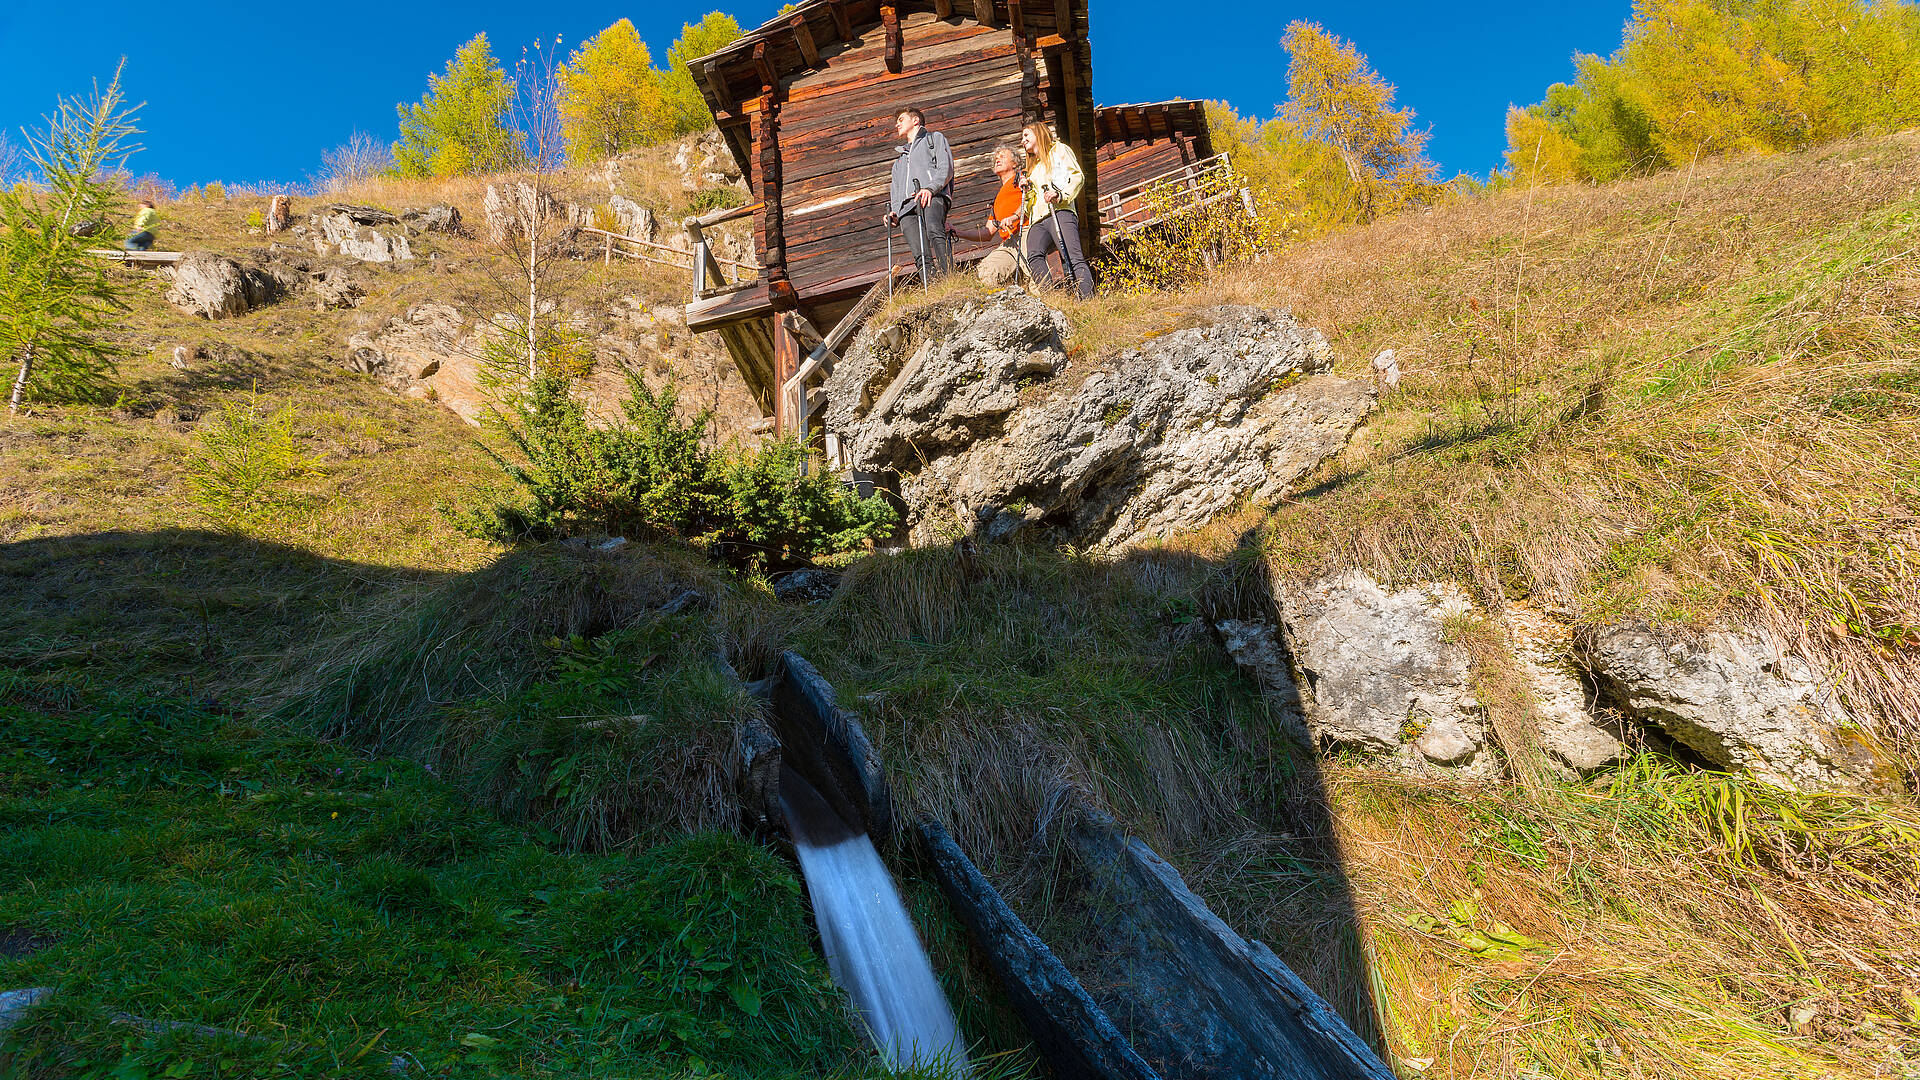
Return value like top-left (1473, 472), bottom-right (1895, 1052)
top-left (885, 217), bottom-right (897, 303)
top-left (1043, 183), bottom-right (1082, 297)
top-left (910, 179), bottom-right (931, 287)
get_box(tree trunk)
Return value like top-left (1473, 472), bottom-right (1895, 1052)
top-left (9, 343), bottom-right (34, 413)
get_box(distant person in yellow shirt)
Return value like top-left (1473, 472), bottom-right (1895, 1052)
top-left (125, 199), bottom-right (158, 251)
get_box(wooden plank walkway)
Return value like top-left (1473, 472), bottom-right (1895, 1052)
top-left (85, 249), bottom-right (184, 267)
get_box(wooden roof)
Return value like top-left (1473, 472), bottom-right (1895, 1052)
top-left (1095, 99), bottom-right (1212, 159)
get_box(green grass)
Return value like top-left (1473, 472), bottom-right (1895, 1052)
top-left (0, 668), bottom-right (878, 1079)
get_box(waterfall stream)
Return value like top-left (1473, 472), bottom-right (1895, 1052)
top-left (779, 766), bottom-right (971, 1075)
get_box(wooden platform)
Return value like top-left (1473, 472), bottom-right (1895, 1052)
top-left (85, 249), bottom-right (183, 266)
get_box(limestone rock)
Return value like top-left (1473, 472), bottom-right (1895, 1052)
top-left (826, 290), bottom-right (1070, 472)
top-left (265, 194), bottom-right (292, 232)
top-left (1277, 571), bottom-right (1500, 779)
top-left (828, 295), bottom-right (1373, 551)
top-left (608, 195), bottom-right (655, 241)
top-left (310, 204), bottom-right (411, 263)
top-left (162, 252), bottom-right (276, 318)
top-left (1581, 624), bottom-right (1885, 792)
top-left (1506, 604), bottom-right (1626, 773)
top-left (1213, 617), bottom-right (1311, 744)
top-left (483, 181), bottom-right (591, 245)
top-left (401, 204), bottom-right (462, 234)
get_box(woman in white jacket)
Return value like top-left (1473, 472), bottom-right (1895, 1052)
top-left (1019, 122), bottom-right (1094, 298)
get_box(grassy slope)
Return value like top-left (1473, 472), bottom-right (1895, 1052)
top-left (4, 134), bottom-right (1920, 1080)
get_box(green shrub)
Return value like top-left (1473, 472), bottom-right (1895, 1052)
top-left (460, 373), bottom-right (894, 566)
top-left (185, 391), bottom-right (322, 533)
top-left (685, 186), bottom-right (746, 216)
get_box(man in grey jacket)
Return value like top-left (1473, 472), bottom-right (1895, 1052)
top-left (884, 106), bottom-right (953, 282)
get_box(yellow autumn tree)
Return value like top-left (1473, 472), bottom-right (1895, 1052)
top-left (1503, 106), bottom-right (1581, 185)
top-left (559, 19), bottom-right (671, 163)
top-left (1279, 21), bottom-right (1438, 221)
top-left (662, 12), bottom-right (745, 135)
top-left (1505, 0), bottom-right (1920, 185)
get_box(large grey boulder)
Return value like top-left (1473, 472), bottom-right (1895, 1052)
top-left (824, 290), bottom-right (1070, 471)
top-left (1276, 572), bottom-right (1501, 779)
top-left (401, 204), bottom-right (462, 234)
top-left (827, 294), bottom-right (1374, 551)
top-left (607, 195), bottom-right (655, 241)
top-left (1581, 624), bottom-right (1886, 792)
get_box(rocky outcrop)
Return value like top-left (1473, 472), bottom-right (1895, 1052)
top-left (1277, 572), bottom-right (1502, 779)
top-left (309, 204), bottom-right (412, 263)
top-left (1581, 624), bottom-right (1884, 792)
top-left (163, 253), bottom-right (266, 318)
top-left (483, 181), bottom-right (593, 245)
top-left (825, 292), bottom-right (1374, 551)
top-left (1506, 605), bottom-right (1626, 774)
top-left (401, 204), bottom-right (462, 235)
top-left (825, 291), bottom-right (1072, 470)
top-left (608, 195), bottom-right (656, 241)
top-left (340, 297), bottom-right (761, 437)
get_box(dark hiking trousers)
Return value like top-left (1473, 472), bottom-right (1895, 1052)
top-left (899, 195), bottom-right (952, 281)
top-left (125, 231), bottom-right (155, 252)
top-left (1023, 207), bottom-right (1094, 299)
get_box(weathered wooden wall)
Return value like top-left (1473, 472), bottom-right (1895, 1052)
top-left (1095, 134), bottom-right (1202, 198)
top-left (780, 13), bottom-right (1027, 298)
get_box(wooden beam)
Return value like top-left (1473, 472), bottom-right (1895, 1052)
top-left (752, 40), bottom-right (779, 93)
top-left (1010, 0), bottom-right (1039, 119)
top-left (934, 0), bottom-right (953, 18)
top-left (973, 0), bottom-right (998, 27)
top-left (827, 0), bottom-right (854, 42)
top-left (1052, 0), bottom-right (1074, 39)
top-left (754, 87), bottom-right (789, 292)
top-left (789, 14), bottom-right (820, 68)
top-left (705, 60), bottom-right (737, 115)
top-left (1035, 33), bottom-right (1067, 51)
top-left (882, 2), bottom-right (902, 73)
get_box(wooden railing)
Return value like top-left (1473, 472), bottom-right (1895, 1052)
top-left (680, 202), bottom-right (765, 300)
top-left (1096, 153), bottom-right (1254, 238)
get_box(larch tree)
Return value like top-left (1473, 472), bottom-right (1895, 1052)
top-left (559, 20), bottom-right (671, 162)
top-left (2, 65), bottom-right (140, 413)
top-left (662, 13), bottom-right (745, 135)
top-left (393, 34), bottom-right (523, 178)
top-left (1279, 21), bottom-right (1437, 221)
top-left (1504, 0), bottom-right (1920, 184)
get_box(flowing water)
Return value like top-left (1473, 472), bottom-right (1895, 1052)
top-left (779, 766), bottom-right (972, 1075)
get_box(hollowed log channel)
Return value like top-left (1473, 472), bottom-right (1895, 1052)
top-left (742, 652), bottom-right (1389, 1080)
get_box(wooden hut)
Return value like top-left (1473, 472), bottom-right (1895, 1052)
top-left (681, 0), bottom-right (1098, 431)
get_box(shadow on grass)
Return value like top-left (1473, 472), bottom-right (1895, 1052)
top-left (0, 528), bottom-right (448, 694)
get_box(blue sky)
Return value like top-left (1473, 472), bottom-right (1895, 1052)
top-left (0, 1), bottom-right (1631, 188)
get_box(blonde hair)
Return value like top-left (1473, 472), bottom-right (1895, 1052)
top-left (1022, 122), bottom-right (1057, 159)
top-left (1022, 122), bottom-right (1059, 187)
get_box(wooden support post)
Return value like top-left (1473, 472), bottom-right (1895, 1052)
top-left (753, 41), bottom-right (779, 95)
top-left (934, 0), bottom-right (953, 18)
top-left (973, 0), bottom-right (998, 26)
top-left (705, 60), bottom-right (737, 115)
top-left (1052, 0), bottom-right (1073, 38)
top-left (773, 316), bottom-right (802, 435)
top-left (882, 2), bottom-right (902, 73)
top-left (827, 0), bottom-right (854, 41)
top-left (789, 14), bottom-right (820, 68)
